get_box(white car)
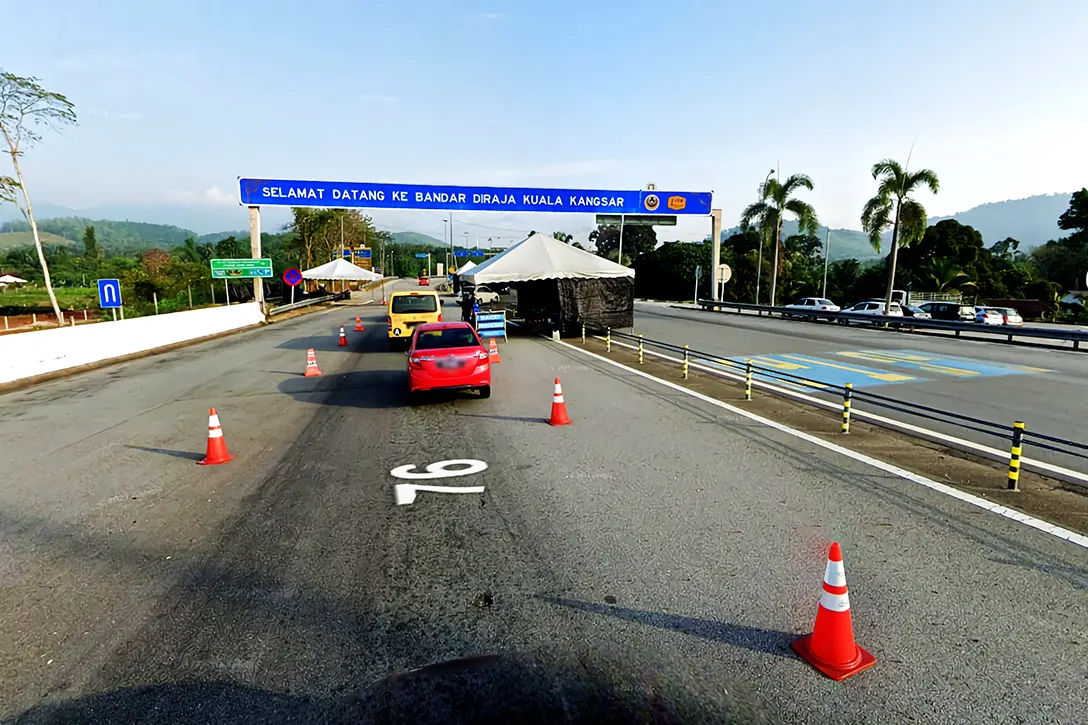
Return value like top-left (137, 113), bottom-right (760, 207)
top-left (839, 300), bottom-right (904, 325)
top-left (474, 285), bottom-right (500, 305)
top-left (992, 307), bottom-right (1024, 326)
top-left (974, 306), bottom-right (1005, 325)
top-left (783, 297), bottom-right (840, 320)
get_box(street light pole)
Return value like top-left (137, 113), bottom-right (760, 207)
top-left (754, 168), bottom-right (774, 305)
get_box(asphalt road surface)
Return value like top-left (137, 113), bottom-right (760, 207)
top-left (630, 302), bottom-right (1088, 476)
top-left (1, 286), bottom-right (1085, 724)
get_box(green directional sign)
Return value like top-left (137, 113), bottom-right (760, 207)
top-left (210, 258), bottom-right (273, 279)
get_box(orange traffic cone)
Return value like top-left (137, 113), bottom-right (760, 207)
top-left (304, 348), bottom-right (322, 377)
top-left (354, 316), bottom-right (364, 332)
top-left (548, 377), bottom-right (572, 426)
top-left (197, 407), bottom-right (233, 465)
top-left (792, 542), bottom-right (876, 681)
top-left (488, 337), bottom-right (502, 363)
top-left (338, 326), bottom-right (347, 347)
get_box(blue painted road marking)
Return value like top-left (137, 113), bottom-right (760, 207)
top-left (836, 350), bottom-right (1050, 379)
top-left (711, 354), bottom-right (924, 390)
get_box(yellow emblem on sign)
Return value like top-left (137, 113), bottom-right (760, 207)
top-left (667, 195), bottom-right (686, 211)
top-left (644, 194), bottom-right (660, 211)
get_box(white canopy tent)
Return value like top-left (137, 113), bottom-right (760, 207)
top-left (461, 233), bottom-right (635, 332)
top-left (301, 258), bottom-right (382, 281)
top-left (454, 259), bottom-right (477, 275)
top-left (0, 274), bottom-right (28, 285)
top-left (460, 233), bottom-right (633, 285)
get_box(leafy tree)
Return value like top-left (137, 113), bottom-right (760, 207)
top-left (82, 225), bottom-right (100, 264)
top-left (918, 258), bottom-right (974, 294)
top-left (860, 159), bottom-right (939, 313)
top-left (825, 259), bottom-right (861, 302)
top-left (632, 241), bottom-right (711, 301)
top-left (1057, 188), bottom-right (1088, 235)
top-left (990, 237), bottom-right (1020, 260)
top-left (740, 173), bottom-right (818, 306)
top-left (0, 70), bottom-right (78, 325)
top-left (553, 231), bottom-right (574, 243)
top-left (1029, 189), bottom-right (1088, 291)
top-left (589, 224), bottom-right (656, 264)
top-left (142, 248), bottom-right (170, 274)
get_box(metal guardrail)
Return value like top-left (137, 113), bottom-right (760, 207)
top-left (582, 324), bottom-right (1088, 488)
top-left (268, 292), bottom-right (348, 316)
top-left (693, 299), bottom-right (1088, 350)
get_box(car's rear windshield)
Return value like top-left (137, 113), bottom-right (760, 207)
top-left (415, 328), bottom-right (479, 350)
top-left (391, 295), bottom-right (438, 314)
top-left (815, 299), bottom-right (834, 306)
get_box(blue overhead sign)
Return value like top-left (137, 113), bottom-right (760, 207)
top-left (237, 178), bottom-right (713, 215)
top-left (414, 253), bottom-right (429, 258)
top-left (96, 278), bottom-right (122, 309)
top-left (454, 250), bottom-right (469, 257)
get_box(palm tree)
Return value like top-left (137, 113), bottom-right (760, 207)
top-left (740, 173), bottom-right (818, 306)
top-left (860, 159), bottom-right (939, 312)
top-left (919, 258), bottom-right (976, 294)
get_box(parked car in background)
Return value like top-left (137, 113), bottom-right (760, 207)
top-left (900, 305), bottom-right (932, 319)
top-left (783, 297), bottom-right (840, 320)
top-left (474, 285), bottom-right (500, 305)
top-left (418, 276), bottom-right (430, 286)
top-left (838, 300), bottom-right (904, 324)
top-left (992, 307), bottom-right (1024, 326)
top-left (917, 301), bottom-right (975, 322)
top-left (974, 306), bottom-right (1005, 325)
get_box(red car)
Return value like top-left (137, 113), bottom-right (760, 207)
top-left (418, 276), bottom-right (429, 286)
top-left (407, 322), bottom-right (491, 402)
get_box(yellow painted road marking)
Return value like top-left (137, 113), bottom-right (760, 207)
top-left (836, 350), bottom-right (980, 377)
top-left (736, 357), bottom-right (830, 390)
top-left (779, 354), bottom-right (916, 382)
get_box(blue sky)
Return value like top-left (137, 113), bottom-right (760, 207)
top-left (4, 0), bottom-right (1087, 242)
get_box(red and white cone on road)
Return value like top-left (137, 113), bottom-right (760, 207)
top-left (304, 348), bottom-right (322, 377)
top-left (548, 377), bottom-right (572, 426)
top-left (354, 316), bottom-right (364, 332)
top-left (197, 407), bottom-right (233, 465)
top-left (488, 337), bottom-right (502, 364)
top-left (791, 542), bottom-right (876, 681)
top-left (338, 326), bottom-right (347, 347)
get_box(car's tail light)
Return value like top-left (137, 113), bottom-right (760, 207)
top-left (437, 312), bottom-right (443, 322)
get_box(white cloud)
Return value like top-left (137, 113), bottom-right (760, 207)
top-left (359, 93), bottom-right (400, 104)
top-left (204, 185), bottom-right (236, 206)
top-left (85, 108), bottom-right (145, 121)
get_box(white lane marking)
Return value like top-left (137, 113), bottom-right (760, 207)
top-left (603, 336), bottom-right (1088, 487)
top-left (557, 339), bottom-right (1088, 550)
top-left (390, 458), bottom-right (488, 506)
top-left (390, 459), bottom-right (488, 480)
top-left (394, 483), bottom-right (486, 506)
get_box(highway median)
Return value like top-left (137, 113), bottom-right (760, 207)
top-left (573, 331), bottom-right (1088, 538)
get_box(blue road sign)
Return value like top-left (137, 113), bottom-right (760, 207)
top-left (282, 267), bottom-right (303, 287)
top-left (358, 249), bottom-right (372, 258)
top-left (454, 250), bottom-right (469, 257)
top-left (342, 250), bottom-right (352, 257)
top-left (414, 253), bottom-right (429, 259)
top-left (97, 278), bottom-right (122, 308)
top-left (469, 250), bottom-right (486, 258)
top-left (237, 178), bottom-right (713, 215)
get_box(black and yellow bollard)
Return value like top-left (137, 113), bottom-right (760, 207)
top-left (581, 322), bottom-right (586, 345)
top-left (745, 359), bottom-right (753, 401)
top-left (638, 335), bottom-right (644, 364)
top-left (682, 345), bottom-right (689, 379)
top-left (606, 327), bottom-right (611, 353)
top-left (841, 383), bottom-right (853, 434)
top-left (1007, 421), bottom-right (1025, 491)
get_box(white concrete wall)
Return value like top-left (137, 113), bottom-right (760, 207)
top-left (0, 303), bottom-right (265, 385)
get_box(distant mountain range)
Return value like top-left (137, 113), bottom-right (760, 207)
top-left (1, 192), bottom-right (1078, 261)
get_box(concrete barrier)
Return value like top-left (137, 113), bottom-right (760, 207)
top-left (0, 303), bottom-right (266, 385)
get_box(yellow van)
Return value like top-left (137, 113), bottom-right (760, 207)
top-left (387, 290), bottom-right (443, 344)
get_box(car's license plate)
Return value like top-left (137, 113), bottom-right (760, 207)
top-left (437, 359), bottom-right (463, 370)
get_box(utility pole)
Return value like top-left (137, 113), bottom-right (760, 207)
top-left (617, 215), bottom-right (625, 265)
